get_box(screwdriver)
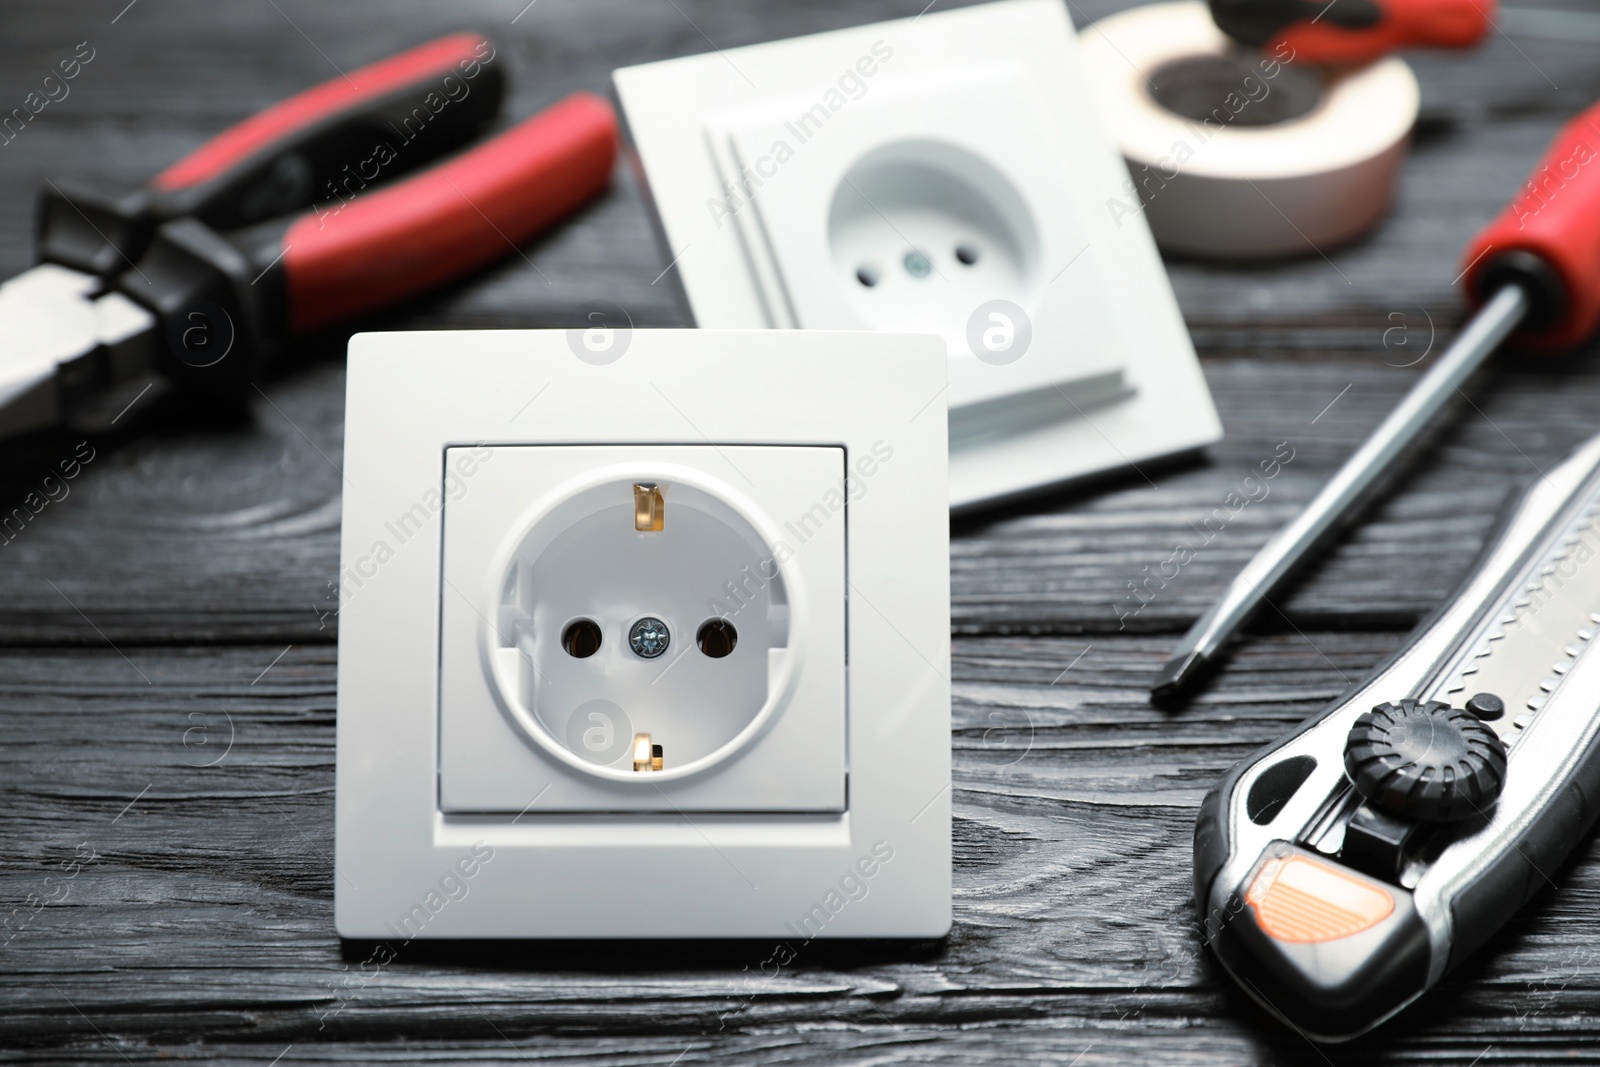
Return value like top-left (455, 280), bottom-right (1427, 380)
top-left (1153, 98), bottom-right (1600, 699)
top-left (1209, 0), bottom-right (1494, 65)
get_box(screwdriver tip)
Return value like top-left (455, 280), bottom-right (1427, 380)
top-left (1151, 649), bottom-right (1208, 702)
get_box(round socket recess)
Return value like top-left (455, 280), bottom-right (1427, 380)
top-left (828, 139), bottom-right (1040, 345)
top-left (488, 471), bottom-right (794, 780)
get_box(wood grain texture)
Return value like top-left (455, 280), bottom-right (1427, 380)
top-left (2, 0), bottom-right (1600, 1063)
top-left (3, 640), bottom-right (1598, 1065)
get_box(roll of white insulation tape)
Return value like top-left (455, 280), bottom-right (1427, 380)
top-left (1079, 0), bottom-right (1420, 259)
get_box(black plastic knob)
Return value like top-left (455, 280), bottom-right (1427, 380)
top-left (1465, 692), bottom-right (1505, 721)
top-left (1344, 699), bottom-right (1507, 823)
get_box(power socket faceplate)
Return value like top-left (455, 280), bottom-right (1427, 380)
top-left (613, 0), bottom-right (1222, 512)
top-left (439, 444), bottom-right (847, 813)
top-left (335, 329), bottom-right (951, 939)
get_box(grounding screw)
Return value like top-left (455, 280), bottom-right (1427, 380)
top-left (629, 617), bottom-right (670, 659)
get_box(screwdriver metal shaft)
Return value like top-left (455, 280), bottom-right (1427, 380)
top-left (1152, 282), bottom-right (1531, 699)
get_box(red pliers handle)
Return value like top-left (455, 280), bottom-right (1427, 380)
top-left (39, 33), bottom-right (509, 276)
top-left (1210, 0), bottom-right (1495, 65)
top-left (165, 91), bottom-right (617, 338)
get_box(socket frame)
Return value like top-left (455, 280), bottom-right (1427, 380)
top-left (335, 328), bottom-right (952, 939)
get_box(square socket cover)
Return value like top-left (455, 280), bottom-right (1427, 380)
top-left (335, 328), bottom-right (952, 938)
top-left (613, 0), bottom-right (1222, 512)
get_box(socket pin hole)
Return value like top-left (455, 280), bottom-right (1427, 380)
top-left (856, 264), bottom-right (879, 288)
top-left (955, 243), bottom-right (979, 266)
top-left (561, 618), bottom-right (602, 658)
top-left (697, 618), bottom-right (738, 658)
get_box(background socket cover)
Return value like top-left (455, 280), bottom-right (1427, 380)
top-left (439, 444), bottom-right (847, 813)
top-left (335, 329), bottom-right (952, 939)
top-left (612, 0), bottom-right (1223, 512)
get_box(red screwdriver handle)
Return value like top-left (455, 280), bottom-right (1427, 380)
top-left (1461, 100), bottom-right (1600, 351)
top-left (1272, 0), bottom-right (1493, 65)
top-left (279, 92), bottom-right (617, 334)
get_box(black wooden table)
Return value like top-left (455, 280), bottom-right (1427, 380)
top-left (5, 1), bottom-right (1600, 1063)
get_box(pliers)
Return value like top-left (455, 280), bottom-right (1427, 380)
top-left (0, 32), bottom-right (617, 439)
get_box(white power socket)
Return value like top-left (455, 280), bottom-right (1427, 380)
top-left (335, 329), bottom-right (951, 939)
top-left (613, 0), bottom-right (1222, 512)
top-left (438, 444), bottom-right (847, 813)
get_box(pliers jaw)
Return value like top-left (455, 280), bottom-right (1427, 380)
top-left (0, 264), bottom-right (156, 439)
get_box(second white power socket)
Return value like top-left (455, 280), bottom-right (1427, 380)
top-left (613, 0), bottom-right (1222, 512)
